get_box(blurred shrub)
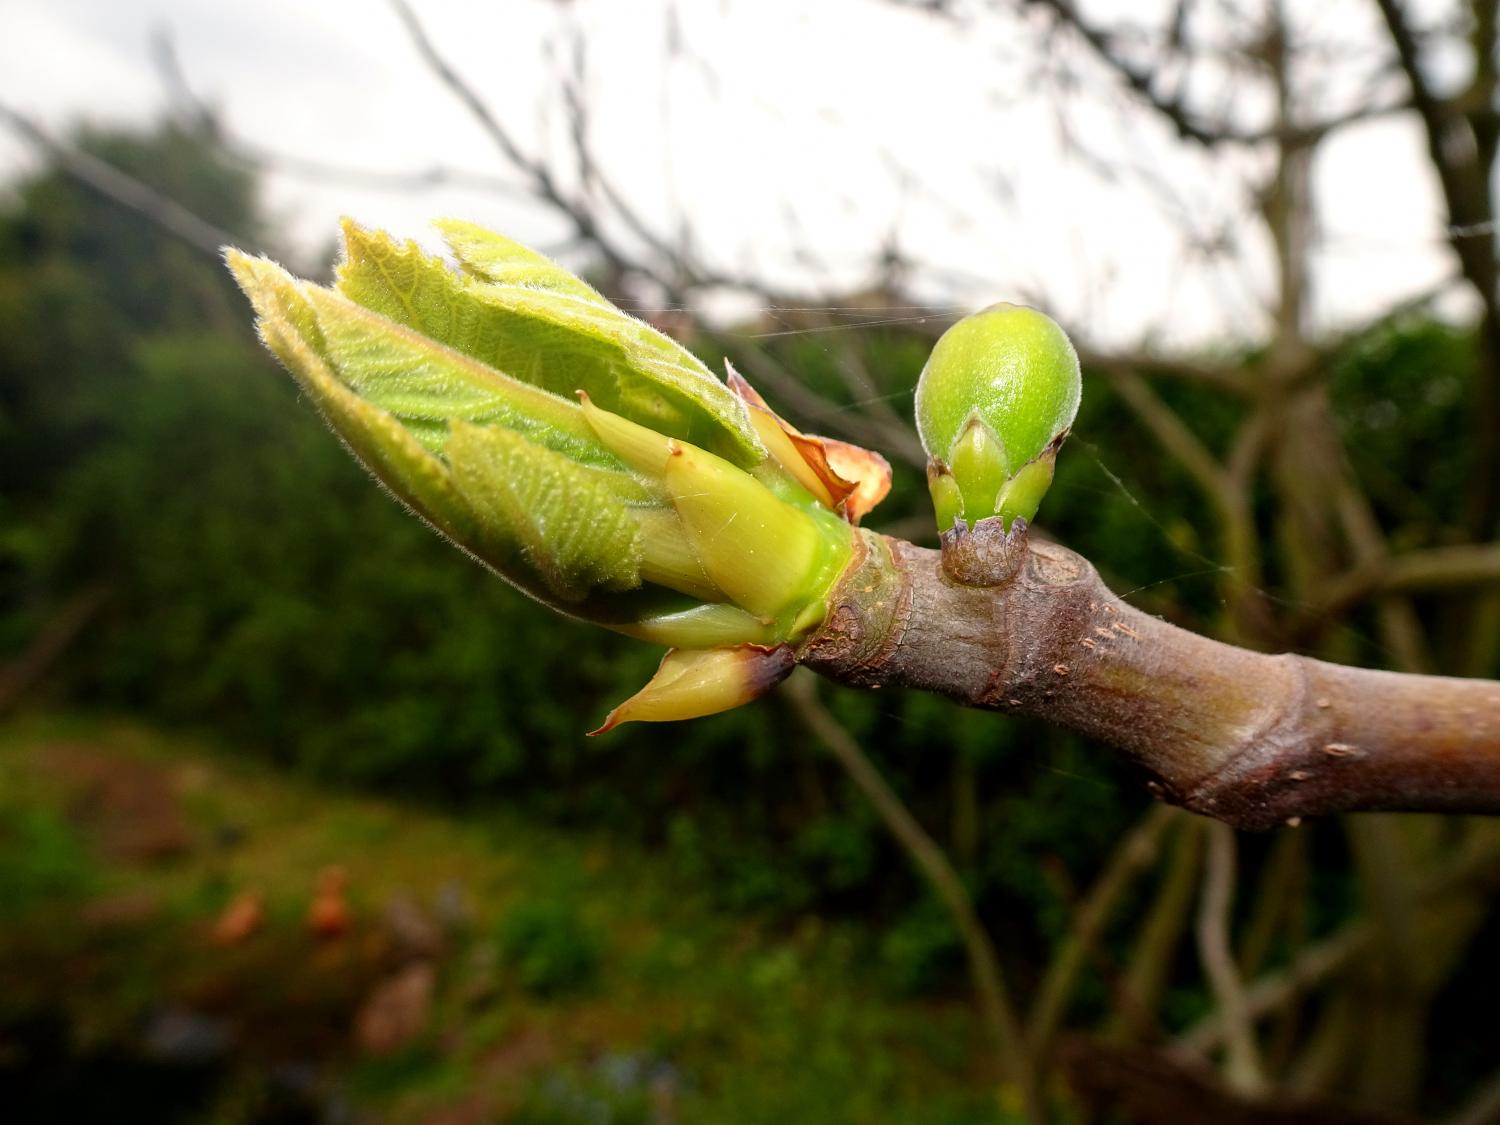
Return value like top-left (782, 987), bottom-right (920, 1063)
top-left (878, 894), bottom-right (963, 995)
top-left (0, 805), bottom-right (99, 920)
top-left (513, 1064), bottom-right (656, 1125)
top-left (1331, 317), bottom-right (1475, 539)
top-left (498, 899), bottom-right (602, 997)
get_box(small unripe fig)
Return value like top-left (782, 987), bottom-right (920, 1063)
top-left (915, 303), bottom-right (1080, 531)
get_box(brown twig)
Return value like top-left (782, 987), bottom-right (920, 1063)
top-left (0, 587), bottom-right (111, 714)
top-left (781, 672), bottom-right (1042, 1121)
top-left (725, 341), bottom-right (927, 469)
top-left (1305, 543), bottom-right (1500, 620)
top-left (1176, 827), bottom-right (1500, 1055)
top-left (1025, 803), bottom-right (1176, 1071)
top-left (1197, 822), bottom-right (1266, 1094)
top-left (1107, 816), bottom-right (1202, 1043)
top-left (389, 0), bottom-right (633, 279)
top-left (0, 104), bottom-right (243, 258)
top-left (1372, 0), bottom-right (1500, 536)
top-left (1110, 371), bottom-right (1266, 637)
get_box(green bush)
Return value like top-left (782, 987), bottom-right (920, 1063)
top-left (0, 805), bottom-right (99, 920)
top-left (498, 899), bottom-right (602, 997)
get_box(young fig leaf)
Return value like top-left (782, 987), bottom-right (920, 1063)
top-left (435, 217), bottom-right (609, 302)
top-left (445, 421), bottom-right (643, 603)
top-left (336, 220), bottom-right (764, 468)
top-left (227, 220), bottom-right (869, 730)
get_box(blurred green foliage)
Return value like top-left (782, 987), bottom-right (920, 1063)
top-left (0, 718), bottom-right (999, 1125)
top-left (499, 898), bottom-right (602, 997)
top-left (0, 803), bottom-right (100, 920)
top-left (0, 119), bottom-right (1485, 1028)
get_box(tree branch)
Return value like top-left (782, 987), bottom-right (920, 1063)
top-left (0, 103), bottom-right (245, 258)
top-left (1025, 803), bottom-right (1176, 1071)
top-left (1108, 817), bottom-right (1202, 1042)
top-left (1372, 0), bottom-right (1500, 534)
top-left (1079, 347), bottom-right (1252, 396)
top-left (390, 0), bottom-right (740, 299)
top-left (1025, 0), bottom-right (1237, 148)
top-left (1112, 372), bottom-right (1232, 507)
top-left (723, 340), bottom-right (928, 469)
top-left (1175, 823), bottom-right (1500, 1055)
top-left (781, 673), bottom-right (1041, 1118)
top-left (1029, 0), bottom-right (1410, 149)
top-left (797, 533), bottom-right (1500, 831)
top-left (389, 0), bottom-right (634, 280)
top-left (1196, 822), bottom-right (1266, 1094)
top-left (1303, 542), bottom-right (1500, 622)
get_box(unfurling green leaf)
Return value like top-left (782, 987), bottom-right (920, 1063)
top-left (302, 282), bottom-right (617, 467)
top-left (226, 219), bottom-right (869, 730)
top-left (445, 422), bottom-right (642, 602)
top-left (434, 217), bottom-right (608, 301)
top-left (337, 220), bottom-right (764, 467)
top-left (227, 251), bottom-right (473, 542)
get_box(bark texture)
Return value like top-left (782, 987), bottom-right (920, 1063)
top-left (798, 532), bottom-right (1500, 830)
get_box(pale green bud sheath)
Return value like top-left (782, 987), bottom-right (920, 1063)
top-left (590, 645), bottom-right (797, 734)
top-left (947, 416), bottom-right (1012, 529)
top-left (915, 303), bottom-right (1080, 532)
top-left (662, 439), bottom-right (851, 629)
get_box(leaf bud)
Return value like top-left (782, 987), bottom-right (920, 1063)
top-left (914, 303), bottom-right (1080, 531)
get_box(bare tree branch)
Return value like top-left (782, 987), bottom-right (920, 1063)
top-left (1108, 817), bottom-right (1203, 1042)
top-left (1026, 0), bottom-right (1409, 148)
top-left (391, 0), bottom-right (751, 300)
top-left (1025, 0), bottom-right (1239, 147)
top-left (557, 22), bottom-right (702, 290)
top-left (1197, 822), bottom-right (1266, 1094)
top-left (725, 341), bottom-right (928, 468)
top-left (1026, 804), bottom-right (1177, 1071)
top-left (1111, 371), bottom-right (1267, 638)
top-left (1077, 347), bottom-right (1251, 395)
top-left (1176, 825), bottom-right (1500, 1055)
top-left (1372, 0), bottom-right (1500, 534)
top-left (0, 103), bottom-right (246, 258)
top-left (781, 672), bottom-right (1041, 1119)
top-left (1178, 920), bottom-right (1371, 1056)
top-left (1113, 372), bottom-right (1233, 507)
top-left (389, 0), bottom-right (635, 279)
top-left (1302, 542), bottom-right (1500, 622)
top-left (148, 28), bottom-right (536, 204)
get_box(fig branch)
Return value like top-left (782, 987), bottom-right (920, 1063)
top-left (226, 219), bottom-right (1500, 829)
top-left (797, 531), bottom-right (1500, 831)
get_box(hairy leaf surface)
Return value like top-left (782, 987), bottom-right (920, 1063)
top-left (336, 222), bottom-right (762, 467)
top-left (445, 422), bottom-right (643, 602)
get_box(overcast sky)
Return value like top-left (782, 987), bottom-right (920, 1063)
top-left (0, 0), bottom-right (1470, 348)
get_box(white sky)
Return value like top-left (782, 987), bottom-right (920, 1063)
top-left (0, 0), bottom-right (1473, 349)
